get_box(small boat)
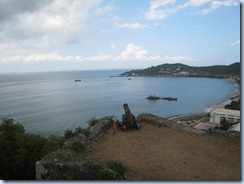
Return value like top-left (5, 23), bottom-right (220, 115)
top-left (74, 79), bottom-right (81, 82)
top-left (146, 95), bottom-right (160, 100)
top-left (147, 95), bottom-right (177, 101)
top-left (161, 97), bottom-right (177, 101)
top-left (128, 78), bottom-right (132, 80)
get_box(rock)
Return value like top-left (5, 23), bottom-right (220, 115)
top-left (36, 116), bottom-right (129, 180)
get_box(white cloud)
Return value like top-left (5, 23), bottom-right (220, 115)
top-left (115, 20), bottom-right (147, 29)
top-left (201, 0), bottom-right (239, 14)
top-left (145, 0), bottom-right (239, 20)
top-left (0, 0), bottom-right (101, 45)
top-left (119, 43), bottom-right (148, 60)
top-left (188, 0), bottom-right (212, 6)
top-left (94, 5), bottom-right (113, 15)
top-left (230, 39), bottom-right (240, 47)
top-left (0, 43), bottom-right (195, 64)
top-left (116, 22), bottom-right (147, 29)
top-left (150, 0), bottom-right (176, 9)
top-left (145, 0), bottom-right (176, 20)
top-left (22, 52), bottom-right (114, 63)
top-left (2, 55), bottom-right (23, 63)
top-left (113, 16), bottom-right (146, 29)
top-left (23, 52), bottom-right (63, 63)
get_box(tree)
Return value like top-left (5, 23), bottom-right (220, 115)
top-left (220, 118), bottom-right (232, 131)
top-left (0, 118), bottom-right (63, 180)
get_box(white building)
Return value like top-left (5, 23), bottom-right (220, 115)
top-left (210, 109), bottom-right (240, 124)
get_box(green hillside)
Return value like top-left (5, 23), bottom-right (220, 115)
top-left (121, 62), bottom-right (240, 78)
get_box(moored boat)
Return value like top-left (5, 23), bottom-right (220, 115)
top-left (146, 95), bottom-right (160, 100)
top-left (146, 94), bottom-right (177, 101)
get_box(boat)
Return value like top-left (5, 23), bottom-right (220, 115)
top-left (146, 95), bottom-right (160, 100)
top-left (128, 78), bottom-right (132, 80)
top-left (74, 79), bottom-right (81, 82)
top-left (161, 97), bottom-right (177, 101)
top-left (146, 95), bottom-right (177, 101)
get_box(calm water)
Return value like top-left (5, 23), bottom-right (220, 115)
top-left (0, 70), bottom-right (236, 136)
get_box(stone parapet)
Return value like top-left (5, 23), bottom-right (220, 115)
top-left (36, 116), bottom-right (129, 180)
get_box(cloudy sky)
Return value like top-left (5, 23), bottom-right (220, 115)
top-left (0, 0), bottom-right (240, 73)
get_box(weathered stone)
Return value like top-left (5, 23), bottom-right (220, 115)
top-left (137, 113), bottom-right (203, 134)
top-left (36, 116), bottom-right (129, 180)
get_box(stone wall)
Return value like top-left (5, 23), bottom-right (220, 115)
top-left (137, 113), bottom-right (204, 134)
top-left (35, 116), bottom-right (129, 180)
top-left (36, 113), bottom-right (239, 180)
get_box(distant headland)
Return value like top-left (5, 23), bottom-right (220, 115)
top-left (120, 62), bottom-right (240, 79)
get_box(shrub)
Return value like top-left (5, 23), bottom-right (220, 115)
top-left (205, 113), bottom-right (210, 117)
top-left (47, 134), bottom-right (66, 150)
top-left (0, 118), bottom-right (63, 180)
top-left (106, 161), bottom-right (127, 179)
top-left (75, 127), bottom-right (91, 137)
top-left (220, 118), bottom-right (232, 130)
top-left (81, 161), bottom-right (127, 180)
top-left (64, 129), bottom-right (75, 140)
top-left (82, 162), bottom-right (105, 179)
top-left (69, 141), bottom-right (86, 154)
top-left (88, 118), bottom-right (99, 127)
top-left (225, 100), bottom-right (240, 110)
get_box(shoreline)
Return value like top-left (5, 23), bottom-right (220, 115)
top-left (168, 77), bottom-right (240, 122)
top-left (208, 77), bottom-right (240, 111)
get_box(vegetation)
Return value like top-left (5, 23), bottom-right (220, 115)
top-left (64, 129), bottom-right (75, 140)
top-left (88, 118), bottom-right (99, 127)
top-left (0, 117), bottom-right (100, 180)
top-left (219, 118), bottom-right (232, 131)
top-left (75, 126), bottom-right (91, 137)
top-left (64, 126), bottom-right (91, 140)
top-left (0, 118), bottom-right (64, 180)
top-left (81, 161), bottom-right (127, 180)
top-left (69, 141), bottom-right (86, 154)
top-left (121, 62), bottom-right (240, 78)
top-left (225, 100), bottom-right (240, 110)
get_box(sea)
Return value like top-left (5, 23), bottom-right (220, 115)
top-left (0, 70), bottom-right (237, 136)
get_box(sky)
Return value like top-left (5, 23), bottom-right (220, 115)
top-left (0, 0), bottom-right (240, 73)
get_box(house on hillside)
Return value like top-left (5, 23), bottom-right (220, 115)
top-left (210, 109), bottom-right (240, 124)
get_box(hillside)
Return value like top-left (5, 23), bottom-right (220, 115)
top-left (121, 62), bottom-right (240, 78)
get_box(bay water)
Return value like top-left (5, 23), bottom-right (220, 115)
top-left (0, 70), bottom-right (236, 136)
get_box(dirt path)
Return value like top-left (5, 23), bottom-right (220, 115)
top-left (88, 123), bottom-right (240, 180)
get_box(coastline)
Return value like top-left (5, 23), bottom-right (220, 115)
top-left (207, 77), bottom-right (240, 111)
top-left (168, 77), bottom-right (240, 122)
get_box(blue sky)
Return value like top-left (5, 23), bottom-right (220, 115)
top-left (0, 0), bottom-right (240, 73)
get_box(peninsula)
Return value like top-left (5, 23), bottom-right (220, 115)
top-left (120, 62), bottom-right (240, 78)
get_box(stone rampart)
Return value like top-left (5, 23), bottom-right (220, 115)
top-left (35, 116), bottom-right (129, 180)
top-left (36, 113), bottom-right (239, 180)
